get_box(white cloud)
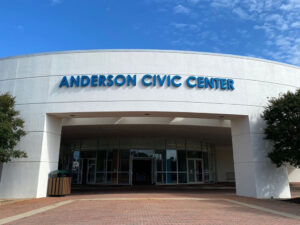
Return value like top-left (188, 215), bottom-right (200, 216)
top-left (210, 0), bottom-right (235, 8)
top-left (265, 14), bottom-right (282, 22)
top-left (280, 0), bottom-right (300, 11)
top-left (291, 21), bottom-right (300, 28)
top-left (173, 4), bottom-right (190, 14)
top-left (232, 7), bottom-right (250, 20)
top-left (275, 35), bottom-right (292, 48)
top-left (208, 0), bottom-right (300, 65)
top-left (149, 0), bottom-right (300, 65)
top-left (188, 0), bottom-right (201, 4)
top-left (172, 23), bottom-right (199, 30)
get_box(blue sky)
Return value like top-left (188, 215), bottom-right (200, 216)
top-left (0, 0), bottom-right (300, 66)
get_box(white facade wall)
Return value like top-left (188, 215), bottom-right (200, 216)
top-left (216, 145), bottom-right (234, 182)
top-left (0, 50), bottom-right (299, 199)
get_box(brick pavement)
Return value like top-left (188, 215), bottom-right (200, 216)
top-left (0, 187), bottom-right (299, 225)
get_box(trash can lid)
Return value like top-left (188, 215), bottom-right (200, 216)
top-left (49, 170), bottom-right (70, 175)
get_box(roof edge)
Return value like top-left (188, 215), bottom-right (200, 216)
top-left (0, 49), bottom-right (299, 69)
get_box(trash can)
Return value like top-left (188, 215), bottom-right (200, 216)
top-left (47, 170), bottom-right (72, 196)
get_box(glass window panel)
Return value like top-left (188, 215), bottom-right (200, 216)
top-left (166, 138), bottom-right (176, 149)
top-left (178, 173), bottom-right (187, 183)
top-left (119, 160), bottom-right (129, 172)
top-left (131, 138), bottom-right (157, 149)
top-left (156, 172), bottom-right (166, 184)
top-left (203, 151), bottom-right (209, 182)
top-left (96, 173), bottom-right (106, 184)
top-left (81, 139), bottom-right (98, 150)
top-left (118, 173), bottom-right (129, 184)
top-left (204, 171), bottom-right (209, 182)
top-left (89, 159), bottom-right (96, 164)
top-left (87, 162), bottom-right (95, 184)
top-left (107, 160), bottom-right (113, 172)
top-left (166, 138), bottom-right (184, 150)
top-left (119, 150), bottom-right (130, 172)
top-left (167, 173), bottom-right (177, 184)
top-left (186, 139), bottom-right (201, 151)
top-left (177, 150), bottom-right (187, 172)
top-left (155, 150), bottom-right (166, 171)
top-left (187, 151), bottom-right (202, 158)
top-left (154, 138), bottom-right (165, 150)
top-left (156, 159), bottom-right (163, 171)
top-left (195, 160), bottom-right (203, 182)
top-left (208, 145), bottom-right (217, 183)
top-left (176, 138), bottom-right (185, 150)
top-left (106, 172), bottom-right (112, 183)
top-left (131, 150), bottom-right (154, 158)
top-left (107, 150), bottom-right (113, 160)
top-left (96, 151), bottom-right (106, 171)
top-left (107, 150), bottom-right (118, 172)
top-left (120, 150), bottom-right (129, 160)
top-left (112, 172), bottom-right (118, 184)
top-left (166, 150), bottom-right (177, 172)
top-left (188, 160), bottom-right (195, 183)
top-left (80, 151), bottom-right (96, 158)
top-left (113, 150), bottom-right (119, 172)
top-left (70, 141), bottom-right (80, 150)
top-left (106, 172), bottom-right (118, 184)
top-left (99, 138), bottom-right (119, 150)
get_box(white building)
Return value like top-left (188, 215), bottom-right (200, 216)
top-left (0, 50), bottom-right (299, 199)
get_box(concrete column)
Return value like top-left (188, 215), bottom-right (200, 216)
top-left (0, 114), bottom-right (62, 198)
top-left (231, 116), bottom-right (291, 199)
top-left (36, 115), bottom-right (62, 197)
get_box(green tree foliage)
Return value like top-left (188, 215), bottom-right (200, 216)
top-left (0, 93), bottom-right (27, 163)
top-left (262, 89), bottom-right (300, 167)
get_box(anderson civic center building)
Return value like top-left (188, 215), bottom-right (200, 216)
top-left (0, 50), bottom-right (299, 199)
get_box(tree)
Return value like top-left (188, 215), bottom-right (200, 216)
top-left (0, 93), bottom-right (27, 163)
top-left (262, 89), bottom-right (300, 168)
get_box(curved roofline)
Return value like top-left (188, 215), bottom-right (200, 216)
top-left (0, 49), bottom-right (299, 69)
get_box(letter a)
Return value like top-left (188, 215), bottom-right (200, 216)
top-left (59, 76), bottom-right (69, 88)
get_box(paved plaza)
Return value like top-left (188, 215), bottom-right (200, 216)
top-left (0, 187), bottom-right (299, 225)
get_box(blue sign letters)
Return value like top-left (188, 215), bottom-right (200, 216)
top-left (59, 74), bottom-right (234, 90)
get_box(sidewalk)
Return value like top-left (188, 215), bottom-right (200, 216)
top-left (0, 187), bottom-right (299, 225)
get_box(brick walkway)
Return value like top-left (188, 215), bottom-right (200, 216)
top-left (0, 187), bottom-right (299, 225)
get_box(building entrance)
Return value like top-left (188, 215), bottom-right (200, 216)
top-left (132, 159), bottom-right (152, 185)
top-left (59, 137), bottom-right (217, 186)
top-left (187, 159), bottom-right (203, 183)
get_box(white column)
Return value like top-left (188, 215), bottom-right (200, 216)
top-left (0, 114), bottom-right (62, 198)
top-left (36, 115), bottom-right (62, 197)
top-left (231, 116), bottom-right (291, 199)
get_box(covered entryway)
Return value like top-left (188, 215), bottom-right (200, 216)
top-left (58, 116), bottom-right (235, 188)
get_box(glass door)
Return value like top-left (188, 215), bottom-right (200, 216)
top-left (195, 160), bottom-right (203, 183)
top-left (187, 159), bottom-right (203, 183)
top-left (72, 159), bottom-right (83, 184)
top-left (188, 159), bottom-right (195, 183)
top-left (87, 158), bottom-right (96, 184)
